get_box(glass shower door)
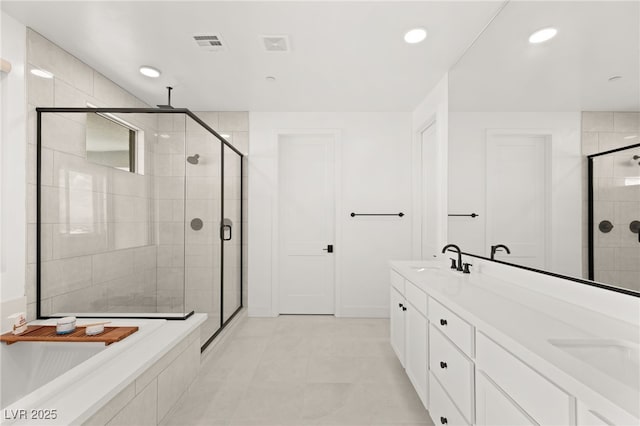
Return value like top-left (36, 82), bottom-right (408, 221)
top-left (184, 116), bottom-right (222, 344)
top-left (591, 145), bottom-right (640, 292)
top-left (222, 144), bottom-right (242, 324)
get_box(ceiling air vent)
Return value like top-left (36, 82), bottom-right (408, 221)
top-left (260, 35), bottom-right (290, 52)
top-left (193, 34), bottom-right (226, 52)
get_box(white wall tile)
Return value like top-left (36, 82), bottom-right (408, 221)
top-left (157, 338), bottom-right (200, 422)
top-left (27, 66), bottom-right (54, 106)
top-left (613, 112), bottom-right (640, 133)
top-left (92, 249), bottom-right (134, 284)
top-left (41, 255), bottom-right (92, 298)
top-left (582, 111), bottom-right (614, 132)
top-left (106, 379), bottom-right (157, 426)
top-left (54, 78), bottom-right (88, 109)
top-left (219, 112), bottom-right (249, 132)
top-left (41, 113), bottom-right (86, 157)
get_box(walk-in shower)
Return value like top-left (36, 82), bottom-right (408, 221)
top-left (588, 143), bottom-right (640, 293)
top-left (35, 107), bottom-right (243, 350)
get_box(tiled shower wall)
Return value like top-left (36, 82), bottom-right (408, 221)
top-left (581, 111), bottom-right (640, 291)
top-left (26, 29), bottom-right (160, 319)
top-left (25, 29), bottom-right (249, 321)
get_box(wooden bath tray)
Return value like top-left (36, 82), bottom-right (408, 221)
top-left (0, 325), bottom-right (138, 346)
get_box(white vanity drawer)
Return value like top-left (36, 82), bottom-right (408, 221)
top-left (476, 332), bottom-right (572, 426)
top-left (429, 325), bottom-right (475, 424)
top-left (391, 269), bottom-right (405, 294)
top-left (405, 280), bottom-right (427, 316)
top-left (429, 297), bottom-right (474, 357)
top-left (429, 372), bottom-right (470, 426)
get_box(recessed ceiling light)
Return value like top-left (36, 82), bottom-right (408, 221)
top-left (30, 68), bottom-right (53, 79)
top-left (404, 28), bottom-right (427, 44)
top-left (624, 134), bottom-right (637, 140)
top-left (528, 27), bottom-right (557, 44)
top-left (159, 133), bottom-right (170, 139)
top-left (608, 75), bottom-right (623, 82)
top-left (265, 76), bottom-right (276, 82)
top-left (139, 66), bottom-right (161, 78)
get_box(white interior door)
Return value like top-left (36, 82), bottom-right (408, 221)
top-left (486, 132), bottom-right (549, 269)
top-left (278, 134), bottom-right (335, 314)
top-left (421, 123), bottom-right (439, 259)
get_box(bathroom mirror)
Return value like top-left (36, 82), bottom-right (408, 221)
top-left (447, 1), bottom-right (640, 293)
top-left (86, 113), bottom-right (141, 173)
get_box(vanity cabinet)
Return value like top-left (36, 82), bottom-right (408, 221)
top-left (429, 372), bottom-right (470, 426)
top-left (476, 332), bottom-right (573, 426)
top-left (389, 271), bottom-right (428, 408)
top-left (429, 324), bottom-right (475, 424)
top-left (390, 265), bottom-right (638, 426)
top-left (476, 371), bottom-right (536, 426)
top-left (405, 293), bottom-right (428, 406)
top-left (390, 286), bottom-right (406, 366)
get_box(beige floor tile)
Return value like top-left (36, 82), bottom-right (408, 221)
top-left (163, 315), bottom-right (430, 426)
top-left (306, 356), bottom-right (363, 383)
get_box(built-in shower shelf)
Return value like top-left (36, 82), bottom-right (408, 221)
top-left (0, 325), bottom-right (138, 346)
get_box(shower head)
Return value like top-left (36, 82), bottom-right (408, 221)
top-left (187, 154), bottom-right (200, 165)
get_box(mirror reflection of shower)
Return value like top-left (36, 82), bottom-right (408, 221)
top-left (187, 154), bottom-right (200, 165)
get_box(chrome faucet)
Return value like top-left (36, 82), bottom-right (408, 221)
top-left (441, 244), bottom-right (463, 272)
top-left (490, 244), bottom-right (511, 260)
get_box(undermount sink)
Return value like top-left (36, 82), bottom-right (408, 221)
top-left (410, 265), bottom-right (440, 272)
top-left (548, 339), bottom-right (640, 390)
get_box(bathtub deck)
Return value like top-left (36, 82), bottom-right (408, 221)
top-left (0, 325), bottom-right (138, 345)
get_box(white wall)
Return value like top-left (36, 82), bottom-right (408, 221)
top-left (248, 112), bottom-right (412, 317)
top-left (1, 12), bottom-right (27, 310)
top-left (448, 111), bottom-right (583, 277)
top-left (411, 74), bottom-right (448, 259)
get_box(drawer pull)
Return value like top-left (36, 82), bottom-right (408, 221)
top-left (440, 319), bottom-right (447, 326)
top-left (439, 361), bottom-right (447, 369)
top-left (440, 417), bottom-right (448, 424)
top-left (402, 306), bottom-right (407, 311)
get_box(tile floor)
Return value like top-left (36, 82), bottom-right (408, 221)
top-left (162, 314), bottom-right (433, 426)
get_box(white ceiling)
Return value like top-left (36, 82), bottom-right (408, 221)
top-left (2, 1), bottom-right (503, 112)
top-left (450, 1), bottom-right (640, 112)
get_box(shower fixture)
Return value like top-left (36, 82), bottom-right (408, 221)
top-left (157, 86), bottom-right (174, 109)
top-left (186, 154), bottom-right (200, 165)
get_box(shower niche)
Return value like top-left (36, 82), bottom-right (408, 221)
top-left (36, 107), bottom-right (243, 349)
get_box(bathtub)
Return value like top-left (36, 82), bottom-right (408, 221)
top-left (1, 315), bottom-right (205, 425)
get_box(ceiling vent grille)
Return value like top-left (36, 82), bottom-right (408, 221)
top-left (260, 35), bottom-right (290, 52)
top-left (193, 34), bottom-right (226, 51)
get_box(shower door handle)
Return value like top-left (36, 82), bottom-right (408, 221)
top-left (220, 218), bottom-right (233, 241)
top-left (220, 224), bottom-right (232, 241)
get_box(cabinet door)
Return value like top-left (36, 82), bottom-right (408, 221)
top-left (476, 371), bottom-right (537, 426)
top-left (390, 287), bottom-right (406, 366)
top-left (405, 302), bottom-right (428, 408)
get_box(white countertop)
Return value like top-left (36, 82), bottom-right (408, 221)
top-left (390, 260), bottom-right (640, 420)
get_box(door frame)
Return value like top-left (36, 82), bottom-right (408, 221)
top-left (413, 115), bottom-right (448, 260)
top-left (271, 129), bottom-right (342, 317)
top-left (485, 129), bottom-right (552, 268)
